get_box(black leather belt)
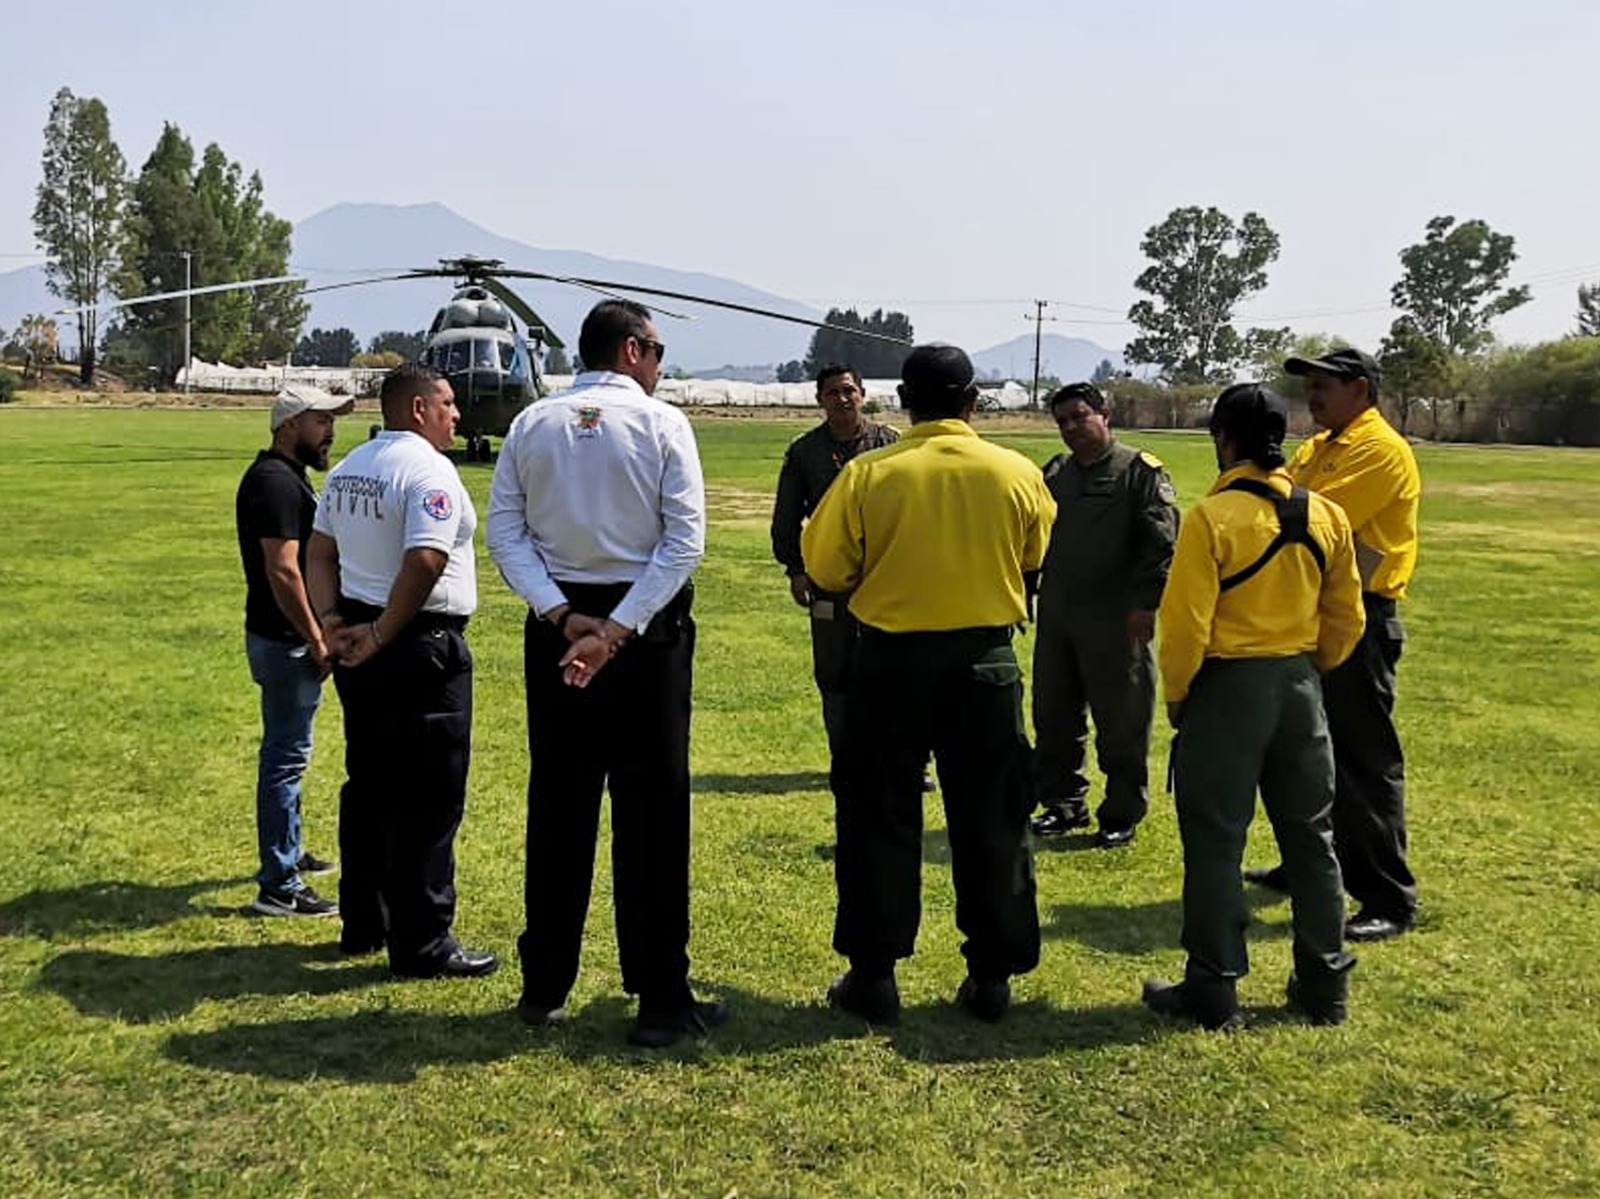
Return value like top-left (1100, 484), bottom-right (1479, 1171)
top-left (339, 599), bottom-right (468, 633)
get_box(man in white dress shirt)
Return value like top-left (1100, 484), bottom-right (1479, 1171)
top-left (488, 299), bottom-right (725, 1048)
top-left (307, 363), bottom-right (497, 980)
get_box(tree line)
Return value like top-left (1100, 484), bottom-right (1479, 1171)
top-left (1121, 205), bottom-right (1600, 443)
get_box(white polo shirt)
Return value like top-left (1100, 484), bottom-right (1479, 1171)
top-left (486, 371), bottom-right (705, 631)
top-left (315, 430), bottom-right (478, 616)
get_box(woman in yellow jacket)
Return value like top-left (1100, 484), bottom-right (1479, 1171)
top-left (1143, 383), bottom-right (1365, 1030)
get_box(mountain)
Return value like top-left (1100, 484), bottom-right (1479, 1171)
top-left (969, 333), bottom-right (1126, 384)
top-left (0, 264), bottom-right (56, 337)
top-left (290, 203), bottom-right (820, 371)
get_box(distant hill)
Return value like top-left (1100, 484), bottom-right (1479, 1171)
top-left (969, 333), bottom-right (1127, 384)
top-left (0, 264), bottom-right (54, 336)
top-left (290, 203), bottom-right (821, 371)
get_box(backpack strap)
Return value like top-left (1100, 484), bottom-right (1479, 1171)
top-left (1218, 480), bottom-right (1327, 592)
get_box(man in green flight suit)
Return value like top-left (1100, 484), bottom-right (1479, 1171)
top-left (1030, 383), bottom-right (1179, 848)
top-left (771, 362), bottom-right (899, 758)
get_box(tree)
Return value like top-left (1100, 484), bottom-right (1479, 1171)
top-left (801, 308), bottom-right (914, 380)
top-left (1390, 215), bottom-right (1530, 356)
top-left (543, 345), bottom-right (572, 375)
top-left (33, 88), bottom-right (128, 385)
top-left (369, 330), bottom-right (429, 360)
top-left (295, 327), bottom-right (358, 366)
top-left (1576, 284), bottom-right (1600, 338)
top-left (1090, 358), bottom-right (1115, 385)
top-left (1124, 206), bottom-right (1281, 384)
top-left (350, 350), bottom-right (404, 369)
top-left (775, 359), bottom-right (806, 383)
top-left (17, 314), bottom-right (59, 382)
top-left (118, 124), bottom-right (306, 379)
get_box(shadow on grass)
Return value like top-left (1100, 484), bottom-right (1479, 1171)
top-left (694, 771), bottom-right (830, 796)
top-left (163, 982), bottom-right (850, 1081)
top-left (1044, 891), bottom-right (1291, 955)
top-left (889, 999), bottom-right (1161, 1062)
top-left (0, 878), bottom-right (246, 938)
top-left (38, 942), bottom-right (388, 1023)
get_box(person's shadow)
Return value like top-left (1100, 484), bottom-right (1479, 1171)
top-left (38, 942), bottom-right (388, 1023)
top-left (164, 983), bottom-right (850, 1082)
top-left (0, 878), bottom-right (245, 940)
top-left (693, 772), bottom-right (830, 796)
top-left (1044, 892), bottom-right (1292, 955)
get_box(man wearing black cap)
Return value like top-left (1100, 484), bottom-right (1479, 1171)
top-left (1030, 382), bottom-right (1179, 848)
top-left (1245, 348), bottom-right (1423, 944)
top-left (1143, 383), bottom-right (1365, 1030)
top-left (801, 343), bottom-right (1055, 1025)
top-left (235, 384), bottom-right (352, 918)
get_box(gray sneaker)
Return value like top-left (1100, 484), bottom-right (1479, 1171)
top-left (250, 885), bottom-right (339, 917)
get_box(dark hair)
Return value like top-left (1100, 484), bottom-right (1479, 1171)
top-left (900, 343), bottom-right (978, 420)
top-left (1047, 382), bottom-right (1111, 415)
top-left (577, 300), bottom-right (653, 371)
top-left (379, 362), bottom-right (448, 419)
top-left (815, 362), bottom-right (862, 391)
top-left (1209, 382), bottom-right (1287, 470)
top-left (902, 382), bottom-right (976, 421)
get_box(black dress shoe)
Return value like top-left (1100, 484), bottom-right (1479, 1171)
top-left (827, 970), bottom-right (901, 1026)
top-left (1244, 864), bottom-right (1290, 893)
top-left (1030, 803), bottom-right (1091, 838)
top-left (1345, 909), bottom-right (1414, 942)
top-left (392, 945), bottom-right (500, 979)
top-left (1141, 978), bottom-right (1243, 1032)
top-left (1095, 824), bottom-right (1136, 849)
top-left (516, 997), bottom-right (569, 1029)
top-left (628, 999), bottom-right (729, 1049)
top-left (956, 976), bottom-right (1011, 1023)
top-left (1285, 974), bottom-right (1348, 1026)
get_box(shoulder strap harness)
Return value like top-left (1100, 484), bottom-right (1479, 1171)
top-left (1218, 479), bottom-right (1326, 592)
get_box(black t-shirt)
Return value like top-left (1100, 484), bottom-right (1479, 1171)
top-left (236, 450), bottom-right (316, 641)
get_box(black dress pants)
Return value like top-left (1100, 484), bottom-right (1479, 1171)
top-left (832, 626), bottom-right (1039, 981)
top-left (333, 606), bottom-right (471, 970)
top-left (516, 584), bottom-right (695, 1013)
top-left (1323, 593), bottom-right (1417, 920)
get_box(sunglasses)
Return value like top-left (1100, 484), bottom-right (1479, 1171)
top-left (633, 335), bottom-right (666, 362)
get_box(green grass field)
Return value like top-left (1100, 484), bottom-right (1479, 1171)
top-left (2, 405), bottom-right (1598, 1198)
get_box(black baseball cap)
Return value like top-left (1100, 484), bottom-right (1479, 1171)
top-left (900, 342), bottom-right (976, 393)
top-left (1208, 382), bottom-right (1288, 446)
top-left (1283, 347), bottom-right (1381, 396)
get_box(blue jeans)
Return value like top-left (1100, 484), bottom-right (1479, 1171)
top-left (246, 632), bottom-right (324, 892)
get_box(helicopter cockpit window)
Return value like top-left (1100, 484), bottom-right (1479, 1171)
top-left (473, 339), bottom-right (500, 372)
top-left (435, 340), bottom-right (470, 374)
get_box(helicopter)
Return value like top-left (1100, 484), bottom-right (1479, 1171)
top-left (60, 255), bottom-right (911, 459)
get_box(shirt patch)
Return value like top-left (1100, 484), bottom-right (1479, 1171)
top-left (1157, 478), bottom-right (1178, 503)
top-left (575, 406), bottom-right (602, 438)
top-left (1138, 450), bottom-right (1165, 469)
top-left (421, 489), bottom-right (454, 521)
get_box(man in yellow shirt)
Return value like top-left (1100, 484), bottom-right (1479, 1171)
top-left (1245, 348), bottom-right (1423, 944)
top-left (801, 343), bottom-right (1055, 1026)
top-left (1144, 383), bottom-right (1364, 1030)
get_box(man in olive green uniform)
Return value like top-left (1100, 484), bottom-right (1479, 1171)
top-left (1031, 383), bottom-right (1179, 848)
top-left (1143, 384), bottom-right (1364, 1030)
top-left (772, 363), bottom-right (899, 758)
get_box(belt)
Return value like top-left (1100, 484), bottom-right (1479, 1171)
top-left (339, 598), bottom-right (469, 633)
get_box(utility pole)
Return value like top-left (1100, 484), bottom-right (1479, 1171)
top-left (182, 250), bottom-right (192, 394)
top-left (1023, 299), bottom-right (1058, 408)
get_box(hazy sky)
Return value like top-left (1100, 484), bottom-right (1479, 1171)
top-left (3, 0), bottom-right (1595, 356)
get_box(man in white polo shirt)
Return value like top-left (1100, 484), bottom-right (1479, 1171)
top-left (307, 362), bottom-right (497, 980)
top-left (488, 299), bottom-right (721, 1047)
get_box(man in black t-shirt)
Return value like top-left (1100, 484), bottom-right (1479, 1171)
top-left (236, 384), bottom-right (352, 917)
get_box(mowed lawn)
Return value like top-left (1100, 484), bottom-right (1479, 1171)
top-left (1, 405), bottom-right (1597, 1198)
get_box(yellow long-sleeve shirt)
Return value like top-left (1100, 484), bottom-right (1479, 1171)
top-left (1158, 465), bottom-right (1365, 704)
top-left (801, 419), bottom-right (1056, 632)
top-left (1287, 405), bottom-right (1421, 599)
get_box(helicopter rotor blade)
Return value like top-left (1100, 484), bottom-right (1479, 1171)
top-left (298, 272), bottom-right (438, 296)
top-left (493, 271), bottom-right (912, 346)
top-left (55, 275), bottom-right (305, 318)
top-left (475, 277), bottom-right (566, 351)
